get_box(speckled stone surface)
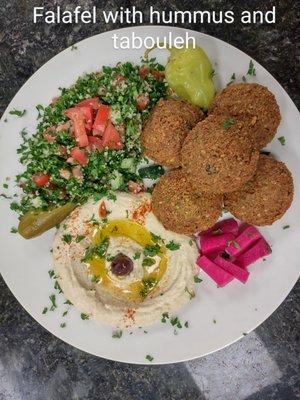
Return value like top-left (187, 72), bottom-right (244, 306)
top-left (0, 1), bottom-right (299, 399)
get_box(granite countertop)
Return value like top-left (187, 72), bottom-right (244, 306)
top-left (0, 1), bottom-right (299, 399)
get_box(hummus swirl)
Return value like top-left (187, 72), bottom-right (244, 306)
top-left (53, 192), bottom-right (198, 328)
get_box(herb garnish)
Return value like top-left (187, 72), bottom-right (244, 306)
top-left (112, 330), bottom-right (123, 338)
top-left (133, 251), bottom-right (141, 260)
top-left (185, 287), bottom-right (195, 300)
top-left (60, 322), bottom-right (66, 328)
top-left (194, 276), bottom-right (203, 283)
top-left (140, 276), bottom-right (157, 298)
top-left (75, 234), bottom-right (85, 243)
top-left (278, 136), bottom-right (286, 145)
top-left (81, 237), bottom-right (109, 262)
top-left (145, 354), bottom-right (154, 362)
top-left (143, 244), bottom-right (160, 257)
top-left (49, 294), bottom-right (57, 311)
top-left (142, 258), bottom-right (156, 267)
top-left (10, 227), bottom-right (18, 234)
top-left (247, 60), bottom-right (256, 76)
top-left (42, 307), bottom-right (48, 314)
top-left (166, 241), bottom-right (181, 251)
top-left (283, 225), bottom-right (290, 230)
top-left (227, 73), bottom-right (236, 86)
top-left (62, 234), bottom-right (72, 244)
top-left (161, 312), bottom-right (169, 323)
top-left (9, 109), bottom-right (26, 117)
top-left (222, 118), bottom-right (236, 130)
top-left (80, 313), bottom-right (89, 320)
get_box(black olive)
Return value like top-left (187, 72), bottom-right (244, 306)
top-left (111, 253), bottom-right (134, 276)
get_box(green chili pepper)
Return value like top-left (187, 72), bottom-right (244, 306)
top-left (165, 46), bottom-right (215, 109)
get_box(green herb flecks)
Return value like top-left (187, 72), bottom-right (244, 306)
top-left (161, 312), bottom-right (169, 323)
top-left (142, 257), bottom-right (156, 267)
top-left (81, 237), bottom-right (109, 263)
top-left (49, 294), bottom-right (57, 311)
top-left (9, 109), bottom-right (26, 117)
top-left (143, 244), bottom-right (160, 257)
top-left (62, 234), bottom-right (72, 244)
top-left (75, 234), bottom-right (85, 243)
top-left (278, 136), bottom-right (286, 145)
top-left (140, 276), bottom-right (158, 298)
top-left (60, 322), bottom-right (66, 328)
top-left (247, 60), bottom-right (256, 76)
top-left (112, 330), bottom-right (123, 339)
top-left (145, 354), bottom-right (154, 362)
top-left (133, 251), bottom-right (141, 260)
top-left (166, 241), bottom-right (181, 251)
top-left (222, 118), bottom-right (236, 130)
top-left (227, 73), bottom-right (236, 86)
top-left (194, 276), bottom-right (203, 283)
top-left (283, 225), bottom-right (290, 230)
top-left (10, 227), bottom-right (18, 234)
top-left (80, 313), bottom-right (89, 320)
top-left (185, 287), bottom-right (195, 300)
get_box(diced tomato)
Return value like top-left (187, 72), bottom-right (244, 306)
top-left (33, 173), bottom-right (50, 187)
top-left (88, 136), bottom-right (103, 151)
top-left (102, 122), bottom-right (123, 150)
top-left (44, 132), bottom-right (55, 143)
top-left (93, 105), bottom-right (110, 135)
top-left (76, 105), bottom-right (93, 131)
top-left (139, 65), bottom-right (150, 78)
top-left (151, 70), bottom-right (165, 80)
top-left (65, 108), bottom-right (89, 147)
top-left (116, 74), bottom-right (126, 82)
top-left (98, 201), bottom-right (107, 218)
top-left (136, 93), bottom-right (149, 111)
top-left (77, 97), bottom-right (100, 110)
top-left (70, 147), bottom-right (89, 165)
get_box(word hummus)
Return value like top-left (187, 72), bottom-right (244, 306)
top-left (112, 31), bottom-right (195, 50)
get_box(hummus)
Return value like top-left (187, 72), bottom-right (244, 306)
top-left (53, 192), bottom-right (198, 329)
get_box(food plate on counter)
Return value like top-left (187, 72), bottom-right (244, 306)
top-left (0, 26), bottom-right (299, 364)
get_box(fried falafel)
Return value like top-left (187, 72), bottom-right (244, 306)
top-left (152, 169), bottom-right (223, 235)
top-left (141, 99), bottom-right (204, 167)
top-left (209, 83), bottom-right (281, 149)
top-left (224, 154), bottom-right (294, 225)
top-left (181, 114), bottom-right (260, 194)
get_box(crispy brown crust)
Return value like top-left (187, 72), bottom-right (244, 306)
top-left (224, 155), bottom-right (294, 225)
top-left (209, 83), bottom-right (281, 149)
top-left (152, 169), bottom-right (223, 235)
top-left (141, 99), bottom-right (204, 167)
top-left (181, 114), bottom-right (260, 194)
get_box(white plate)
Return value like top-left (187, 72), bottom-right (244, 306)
top-left (0, 26), bottom-right (299, 365)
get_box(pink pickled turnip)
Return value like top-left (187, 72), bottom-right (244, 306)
top-left (226, 225), bottom-right (262, 258)
top-left (197, 255), bottom-right (234, 287)
top-left (215, 254), bottom-right (249, 284)
top-left (236, 238), bottom-right (272, 269)
top-left (200, 233), bottom-right (235, 255)
top-left (203, 218), bottom-right (239, 237)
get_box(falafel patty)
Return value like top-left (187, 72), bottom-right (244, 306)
top-left (181, 114), bottom-right (260, 194)
top-left (152, 169), bottom-right (223, 235)
top-left (209, 83), bottom-right (281, 149)
top-left (141, 99), bottom-right (204, 167)
top-left (224, 155), bottom-right (294, 226)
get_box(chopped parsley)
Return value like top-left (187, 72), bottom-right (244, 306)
top-left (161, 312), bottom-right (169, 323)
top-left (48, 269), bottom-right (55, 278)
top-left (3, 183), bottom-right (8, 189)
top-left (143, 244), bottom-right (160, 257)
top-left (283, 225), bottom-right (290, 230)
top-left (166, 241), bottom-right (181, 251)
top-left (62, 310), bottom-right (68, 317)
top-left (54, 280), bottom-right (62, 294)
top-left (91, 275), bottom-right (100, 283)
top-left (140, 276), bottom-right (157, 298)
top-left (170, 317), bottom-right (182, 329)
top-left (278, 136), bottom-right (286, 145)
top-left (62, 234), bottom-right (72, 244)
top-left (49, 294), bottom-right (57, 311)
top-left (222, 118), bottom-right (236, 130)
top-left (9, 109), bottom-right (26, 117)
top-left (184, 321), bottom-right (189, 328)
top-left (145, 354), bottom-right (154, 362)
top-left (185, 287), bottom-right (195, 300)
top-left (227, 72), bottom-right (236, 86)
top-left (150, 232), bottom-right (163, 243)
top-left (42, 307), bottom-right (48, 314)
top-left (242, 75), bottom-right (247, 82)
top-left (189, 239), bottom-right (194, 246)
top-left (60, 322), bottom-right (66, 328)
top-left (71, 45), bottom-right (78, 51)
top-left (133, 251), bottom-right (141, 260)
top-left (81, 237), bottom-right (109, 262)
top-left (213, 319), bottom-right (217, 324)
top-left (112, 330), bottom-right (123, 338)
top-left (194, 276), bottom-right (203, 283)
top-left (75, 234), bottom-right (85, 243)
top-left (80, 313), bottom-right (89, 320)
top-left (142, 257), bottom-right (156, 267)
top-left (242, 332), bottom-right (248, 336)
top-left (10, 227), bottom-right (18, 234)
top-left (64, 299), bottom-right (73, 305)
top-left (247, 60), bottom-right (256, 76)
